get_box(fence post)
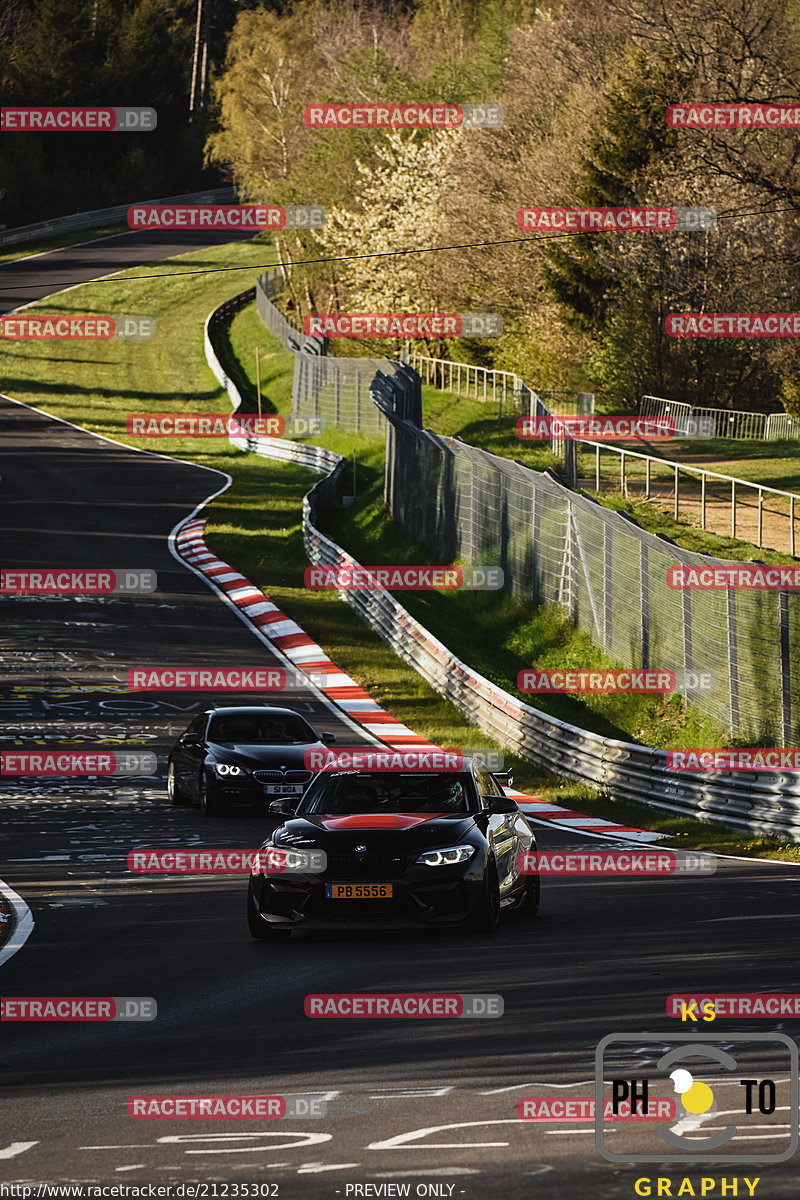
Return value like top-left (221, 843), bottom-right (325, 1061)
top-left (792, 495), bottom-right (796, 558)
top-left (420, 440), bottom-right (429, 543)
top-left (646, 457), bottom-right (651, 499)
top-left (758, 487), bottom-right (764, 548)
top-left (564, 439), bottom-right (577, 488)
top-left (681, 580), bottom-right (693, 711)
top-left (620, 450), bottom-right (625, 495)
top-left (701, 473), bottom-right (706, 529)
top-left (780, 591), bottom-right (793, 745)
top-left (531, 481), bottom-right (540, 606)
top-left (603, 522), bottom-right (613, 653)
top-left (640, 542), bottom-right (650, 668)
top-left (726, 588), bottom-right (739, 738)
top-left (596, 444), bottom-right (600, 491)
top-left (731, 479), bottom-right (736, 539)
top-left (674, 466), bottom-right (680, 520)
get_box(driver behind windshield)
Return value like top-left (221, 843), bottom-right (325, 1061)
top-left (305, 773), bottom-right (473, 814)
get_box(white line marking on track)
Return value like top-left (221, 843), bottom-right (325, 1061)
top-left (0, 1142), bottom-right (39, 1158)
top-left (298, 1163), bottom-right (361, 1173)
top-left (0, 878), bottom-right (35, 966)
top-left (368, 1169), bottom-right (478, 1177)
top-left (369, 1119), bottom-right (520, 1150)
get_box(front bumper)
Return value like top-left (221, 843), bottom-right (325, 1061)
top-left (250, 864), bottom-right (486, 928)
top-left (207, 776), bottom-right (305, 809)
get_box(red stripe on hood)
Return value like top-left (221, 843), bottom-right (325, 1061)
top-left (319, 813), bottom-right (443, 830)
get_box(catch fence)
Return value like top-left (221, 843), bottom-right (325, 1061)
top-left (383, 415), bottom-right (800, 745)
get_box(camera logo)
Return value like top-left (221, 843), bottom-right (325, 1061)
top-left (595, 1032), bottom-right (798, 1163)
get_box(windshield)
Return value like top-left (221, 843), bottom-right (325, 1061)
top-left (207, 712), bottom-right (316, 745)
top-left (298, 772), bottom-right (477, 815)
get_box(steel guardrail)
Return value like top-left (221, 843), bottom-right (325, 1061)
top-left (0, 187), bottom-right (237, 247)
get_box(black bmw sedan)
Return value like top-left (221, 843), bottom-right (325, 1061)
top-left (167, 706), bottom-right (336, 817)
top-left (247, 760), bottom-right (540, 939)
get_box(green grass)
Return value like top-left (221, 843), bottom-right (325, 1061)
top-left (7, 247), bottom-right (800, 859)
top-left (0, 223), bottom-right (130, 264)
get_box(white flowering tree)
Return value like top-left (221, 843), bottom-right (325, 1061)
top-left (312, 128), bottom-right (460, 318)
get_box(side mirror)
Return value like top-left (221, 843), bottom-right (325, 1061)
top-left (320, 731), bottom-right (336, 745)
top-left (269, 798), bottom-right (298, 816)
top-left (182, 732), bottom-right (202, 746)
top-left (487, 795), bottom-right (518, 815)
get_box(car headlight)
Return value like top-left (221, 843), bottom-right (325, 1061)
top-left (213, 762), bottom-right (245, 777)
top-left (416, 844), bottom-right (476, 867)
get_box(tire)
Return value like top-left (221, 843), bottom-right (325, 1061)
top-left (167, 761), bottom-right (190, 807)
top-left (467, 859), bottom-right (501, 933)
top-left (247, 886), bottom-right (292, 941)
top-left (199, 774), bottom-right (223, 818)
top-left (518, 873), bottom-right (540, 919)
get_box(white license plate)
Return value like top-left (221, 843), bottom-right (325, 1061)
top-left (263, 783), bottom-right (304, 795)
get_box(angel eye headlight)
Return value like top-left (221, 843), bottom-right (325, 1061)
top-left (214, 762), bottom-right (244, 777)
top-left (416, 844), bottom-right (476, 867)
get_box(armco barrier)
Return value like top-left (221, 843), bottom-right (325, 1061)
top-left (0, 187), bottom-right (236, 246)
top-left (204, 290), bottom-right (800, 840)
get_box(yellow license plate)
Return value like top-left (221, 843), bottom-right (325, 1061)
top-left (325, 883), bottom-right (393, 899)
